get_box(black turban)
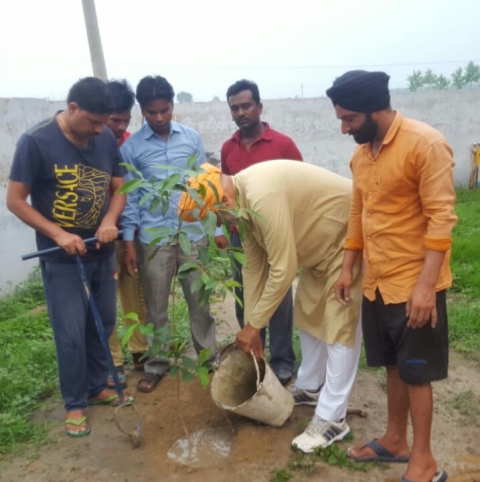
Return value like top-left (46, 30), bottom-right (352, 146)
top-left (326, 70), bottom-right (391, 113)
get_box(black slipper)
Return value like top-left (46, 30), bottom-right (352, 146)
top-left (136, 373), bottom-right (162, 393)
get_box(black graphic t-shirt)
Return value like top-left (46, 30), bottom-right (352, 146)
top-left (10, 115), bottom-right (126, 261)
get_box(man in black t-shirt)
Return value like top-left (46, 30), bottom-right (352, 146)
top-left (7, 77), bottom-right (127, 438)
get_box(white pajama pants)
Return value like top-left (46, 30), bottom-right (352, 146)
top-left (296, 319), bottom-right (362, 421)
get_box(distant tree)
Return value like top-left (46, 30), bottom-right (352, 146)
top-left (423, 68), bottom-right (437, 87)
top-left (407, 70), bottom-right (424, 91)
top-left (451, 67), bottom-right (466, 89)
top-left (463, 61), bottom-right (480, 88)
top-left (212, 95), bottom-right (220, 102)
top-left (177, 91), bottom-right (193, 103)
top-left (407, 61), bottom-right (480, 93)
top-left (434, 74), bottom-right (450, 90)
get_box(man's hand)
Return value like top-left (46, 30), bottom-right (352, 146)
top-left (95, 223), bottom-right (119, 249)
top-left (235, 324), bottom-right (264, 360)
top-left (53, 231), bottom-right (87, 256)
top-left (334, 270), bottom-right (353, 306)
top-left (406, 282), bottom-right (437, 329)
top-left (123, 243), bottom-right (138, 277)
top-left (214, 235), bottom-right (228, 249)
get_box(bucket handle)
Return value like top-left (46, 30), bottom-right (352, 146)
top-left (250, 350), bottom-right (262, 390)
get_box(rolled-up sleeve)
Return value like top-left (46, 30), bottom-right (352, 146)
top-left (418, 140), bottom-right (458, 251)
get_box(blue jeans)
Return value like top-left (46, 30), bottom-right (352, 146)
top-left (40, 255), bottom-right (116, 411)
top-left (230, 232), bottom-right (296, 378)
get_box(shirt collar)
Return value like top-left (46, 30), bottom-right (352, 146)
top-left (232, 122), bottom-right (273, 142)
top-left (142, 120), bottom-right (181, 140)
top-left (381, 111), bottom-right (403, 146)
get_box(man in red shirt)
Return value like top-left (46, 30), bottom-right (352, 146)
top-left (218, 79), bottom-right (303, 385)
top-left (105, 80), bottom-right (148, 389)
top-left (105, 80), bottom-right (134, 148)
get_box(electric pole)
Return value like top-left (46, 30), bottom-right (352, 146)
top-left (81, 0), bottom-right (108, 80)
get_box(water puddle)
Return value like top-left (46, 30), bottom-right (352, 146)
top-left (167, 426), bottom-right (235, 468)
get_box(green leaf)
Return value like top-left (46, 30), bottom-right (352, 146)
top-left (150, 196), bottom-right (162, 213)
top-left (123, 311), bottom-right (139, 322)
top-left (170, 365), bottom-right (179, 377)
top-left (327, 454), bottom-right (338, 465)
top-left (180, 369), bottom-right (196, 382)
top-left (204, 210), bottom-right (218, 236)
top-left (120, 162), bottom-right (140, 173)
top-left (180, 356), bottom-right (197, 370)
top-left (139, 323), bottom-right (154, 336)
top-left (187, 153), bottom-right (198, 169)
top-left (183, 168), bottom-right (199, 178)
top-left (178, 232), bottom-right (192, 256)
top-left (198, 287), bottom-right (212, 306)
top-left (161, 173), bottom-right (182, 192)
top-left (232, 251), bottom-right (246, 266)
top-left (147, 247), bottom-right (160, 261)
top-left (119, 323), bottom-right (139, 348)
top-left (197, 348), bottom-right (211, 366)
top-left (139, 191), bottom-right (155, 207)
top-left (198, 183), bottom-right (207, 198)
top-left (232, 292), bottom-right (243, 307)
top-left (160, 198), bottom-right (170, 216)
top-left (146, 225), bottom-right (176, 240)
top-left (198, 245), bottom-right (210, 265)
top-left (205, 179), bottom-right (221, 202)
top-left (178, 261), bottom-right (200, 273)
top-left (118, 178), bottom-right (144, 193)
top-left (190, 276), bottom-right (204, 294)
top-left (181, 225), bottom-right (204, 236)
top-left (197, 366), bottom-right (210, 388)
top-left (238, 220), bottom-right (247, 241)
top-left (224, 280), bottom-right (242, 289)
top-left (205, 279), bottom-right (218, 290)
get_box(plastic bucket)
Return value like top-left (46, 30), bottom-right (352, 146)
top-left (210, 345), bottom-right (294, 427)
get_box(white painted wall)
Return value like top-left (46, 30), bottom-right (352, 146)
top-left (1, 90), bottom-right (478, 292)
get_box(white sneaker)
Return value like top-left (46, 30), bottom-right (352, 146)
top-left (287, 384), bottom-right (322, 406)
top-left (292, 415), bottom-right (350, 453)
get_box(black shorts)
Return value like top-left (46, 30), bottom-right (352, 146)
top-left (362, 289), bottom-right (449, 385)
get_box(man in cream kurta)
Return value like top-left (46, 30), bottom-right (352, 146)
top-left (179, 160), bottom-right (363, 453)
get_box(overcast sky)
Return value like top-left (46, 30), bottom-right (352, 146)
top-left (1, 0), bottom-right (479, 102)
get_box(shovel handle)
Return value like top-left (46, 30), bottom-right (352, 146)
top-left (21, 231), bottom-right (123, 260)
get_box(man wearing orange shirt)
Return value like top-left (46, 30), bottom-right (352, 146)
top-left (327, 71), bottom-right (456, 482)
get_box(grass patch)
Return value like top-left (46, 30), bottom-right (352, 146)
top-left (0, 270), bottom-right (57, 454)
top-left (0, 316), bottom-right (57, 453)
top-left (0, 268), bottom-right (45, 323)
top-left (270, 468), bottom-right (294, 482)
top-left (273, 433), bottom-right (387, 479)
top-left (448, 188), bottom-right (480, 361)
top-left (448, 389), bottom-right (480, 425)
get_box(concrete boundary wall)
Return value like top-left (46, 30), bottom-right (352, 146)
top-left (1, 90), bottom-right (478, 291)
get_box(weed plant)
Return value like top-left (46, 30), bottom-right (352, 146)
top-left (0, 271), bottom-right (56, 454)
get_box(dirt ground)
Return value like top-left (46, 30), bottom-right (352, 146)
top-left (1, 296), bottom-right (480, 482)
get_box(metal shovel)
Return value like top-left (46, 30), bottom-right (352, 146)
top-left (22, 234), bottom-right (142, 447)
